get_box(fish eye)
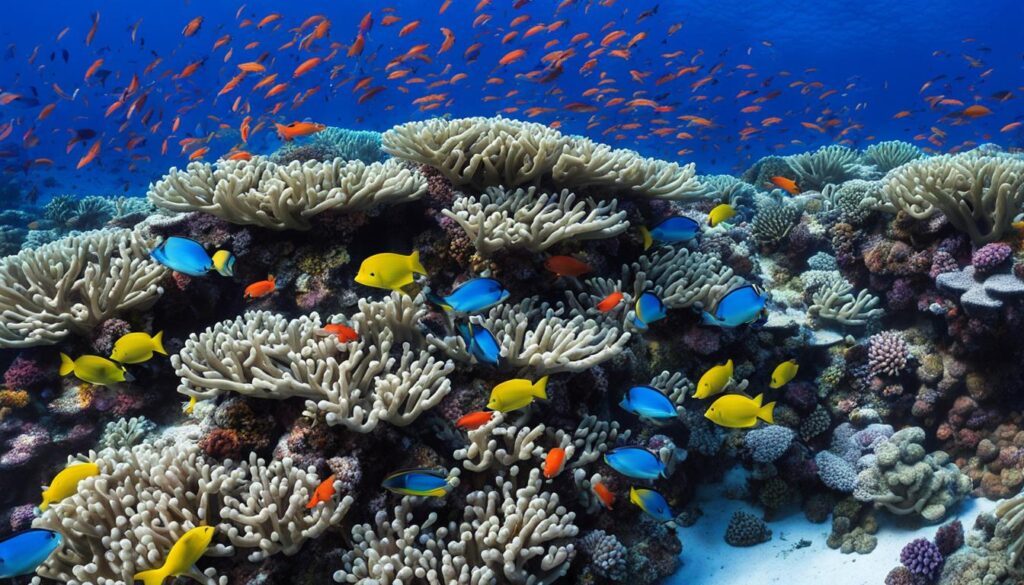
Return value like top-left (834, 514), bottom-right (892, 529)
top-left (370, 272), bottom-right (375, 276)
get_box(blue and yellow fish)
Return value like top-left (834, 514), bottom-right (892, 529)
top-left (640, 216), bottom-right (700, 250)
top-left (0, 529), bottom-right (62, 579)
top-left (604, 447), bottom-right (666, 480)
top-left (457, 320), bottom-right (501, 365)
top-left (702, 284), bottom-right (768, 328)
top-left (630, 487), bottom-right (674, 522)
top-left (427, 278), bottom-right (509, 313)
top-left (619, 386), bottom-right (677, 419)
top-left (151, 236), bottom-right (235, 277)
top-left (632, 292), bottom-right (666, 330)
top-left (382, 469), bottom-right (453, 497)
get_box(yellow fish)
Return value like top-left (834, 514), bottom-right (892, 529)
top-left (39, 462), bottom-right (100, 511)
top-left (708, 203), bottom-right (736, 227)
top-left (487, 376), bottom-right (549, 412)
top-left (211, 250), bottom-right (235, 276)
top-left (693, 359), bottom-right (733, 399)
top-left (705, 393), bottom-right (775, 429)
top-left (184, 396), bottom-right (198, 415)
top-left (134, 526), bottom-right (216, 585)
top-left (354, 251), bottom-right (427, 293)
top-left (110, 331), bottom-right (167, 364)
top-left (770, 359), bottom-right (799, 389)
top-left (59, 353), bottom-right (127, 386)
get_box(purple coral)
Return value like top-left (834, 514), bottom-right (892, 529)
top-left (90, 318), bottom-right (132, 355)
top-left (929, 250), bottom-right (959, 279)
top-left (934, 520), bottom-right (964, 556)
top-left (0, 424), bottom-right (50, 469)
top-left (3, 354), bottom-right (49, 390)
top-left (867, 331), bottom-right (910, 377)
top-left (971, 242), bottom-right (1012, 275)
top-left (900, 538), bottom-right (943, 580)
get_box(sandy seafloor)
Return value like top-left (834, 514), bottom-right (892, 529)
top-left (672, 468), bottom-right (998, 584)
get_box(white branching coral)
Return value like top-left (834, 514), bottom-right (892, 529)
top-left (809, 279), bottom-right (883, 326)
top-left (881, 153), bottom-right (1024, 244)
top-left (333, 466), bottom-right (577, 585)
top-left (173, 294), bottom-right (453, 432)
top-left (32, 440), bottom-right (352, 585)
top-left (442, 186), bottom-right (628, 256)
top-left (454, 412), bottom-right (546, 472)
top-left (0, 228), bottom-right (167, 348)
top-left (148, 157), bottom-right (427, 230)
top-left (383, 116), bottom-right (705, 200)
top-left (786, 145), bottom-right (875, 191)
top-left (863, 140), bottom-right (923, 173)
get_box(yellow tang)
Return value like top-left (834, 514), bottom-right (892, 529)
top-left (487, 376), bottom-right (549, 413)
top-left (769, 359), bottom-right (799, 389)
top-left (704, 393), bottom-right (775, 429)
top-left (134, 526), bottom-right (216, 585)
top-left (39, 462), bottom-right (100, 511)
top-left (708, 203), bottom-right (736, 227)
top-left (354, 251), bottom-right (427, 293)
top-left (693, 359), bottom-right (733, 399)
top-left (110, 331), bottom-right (166, 364)
top-left (59, 353), bottom-right (126, 386)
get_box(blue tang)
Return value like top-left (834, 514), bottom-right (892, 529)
top-left (428, 278), bottom-right (509, 313)
top-left (702, 284), bottom-right (768, 328)
top-left (630, 487), bottom-right (674, 522)
top-left (151, 237), bottom-right (235, 277)
top-left (632, 292), bottom-right (666, 330)
top-left (457, 321), bottom-right (501, 365)
top-left (640, 216), bottom-right (700, 250)
top-left (604, 447), bottom-right (666, 480)
top-left (0, 529), bottom-right (62, 578)
top-left (619, 386), bottom-right (677, 419)
top-left (382, 469), bottom-right (453, 497)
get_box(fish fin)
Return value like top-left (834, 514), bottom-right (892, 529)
top-left (38, 498), bottom-right (49, 512)
top-left (133, 568), bottom-right (168, 585)
top-left (152, 331), bottom-right (167, 355)
top-left (640, 226), bottom-right (653, 250)
top-left (700, 312), bottom-right (721, 327)
top-left (533, 375), bottom-right (549, 400)
top-left (59, 353), bottom-right (75, 376)
top-left (753, 393), bottom-right (764, 407)
top-left (424, 292), bottom-right (452, 312)
top-left (409, 250), bottom-right (427, 276)
top-left (629, 486), bottom-right (640, 506)
top-left (724, 359), bottom-right (733, 377)
top-left (758, 401), bottom-right (776, 425)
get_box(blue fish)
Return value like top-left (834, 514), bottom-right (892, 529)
top-left (630, 487), bottom-right (674, 522)
top-left (0, 529), bottom-right (62, 579)
top-left (151, 237), bottom-right (235, 277)
top-left (457, 321), bottom-right (501, 365)
top-left (632, 292), bottom-right (666, 330)
top-left (427, 278), bottom-right (509, 313)
top-left (604, 447), bottom-right (666, 480)
top-left (702, 284), bottom-right (768, 328)
top-left (382, 469), bottom-right (453, 497)
top-left (619, 385), bottom-right (677, 419)
top-left (640, 216), bottom-right (700, 250)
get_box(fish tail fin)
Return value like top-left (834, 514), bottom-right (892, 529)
top-left (409, 250), bottom-right (427, 276)
top-left (725, 359), bottom-right (734, 376)
top-left (629, 486), bottom-right (641, 506)
top-left (133, 568), bottom-right (168, 585)
top-left (38, 498), bottom-right (49, 512)
top-left (152, 331), bottom-right (167, 355)
top-left (59, 353), bottom-right (75, 376)
top-left (753, 393), bottom-right (764, 407)
top-left (533, 375), bottom-right (549, 400)
top-left (758, 400), bottom-right (776, 425)
top-left (639, 226), bottom-right (653, 250)
top-left (425, 292), bottom-right (452, 312)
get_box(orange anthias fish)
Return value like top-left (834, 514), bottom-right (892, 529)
top-left (592, 481), bottom-right (615, 510)
top-left (76, 140), bottom-right (101, 169)
top-left (455, 411), bottom-right (494, 430)
top-left (769, 176), bottom-right (800, 195)
top-left (275, 121), bottom-right (326, 141)
top-left (244, 276), bottom-right (276, 300)
top-left (306, 474), bottom-right (336, 509)
top-left (962, 104), bottom-right (993, 117)
top-left (225, 150), bottom-right (253, 161)
top-left (543, 447), bottom-right (566, 479)
top-left (322, 323), bottom-right (359, 343)
top-left (596, 291), bottom-right (624, 312)
top-left (545, 256), bottom-right (592, 278)
top-left (182, 16), bottom-right (203, 37)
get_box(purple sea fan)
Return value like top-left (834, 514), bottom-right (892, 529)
top-left (899, 538), bottom-right (943, 580)
top-left (867, 331), bottom-right (910, 377)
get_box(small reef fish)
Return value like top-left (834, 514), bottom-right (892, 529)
top-left (39, 462), bottom-right (100, 511)
top-left (640, 216), bottom-right (700, 250)
top-left (543, 447), bottom-right (566, 478)
top-left (694, 359), bottom-right (734, 399)
top-left (133, 526), bottom-right (216, 585)
top-left (630, 487), bottom-right (674, 523)
top-left (59, 353), bottom-right (127, 386)
top-left (487, 375), bottom-right (549, 412)
top-left (184, 396), bottom-right (198, 415)
top-left (0, 529), bottom-right (62, 579)
top-left (355, 251), bottom-right (427, 293)
top-left (109, 331), bottom-right (166, 364)
top-left (306, 475), bottom-right (337, 509)
top-left (596, 291), bottom-right (624, 312)
top-left (275, 121), bottom-right (326, 141)
top-left (150, 237), bottom-right (235, 277)
top-left (382, 469), bottom-right (453, 497)
top-left (244, 276), bottom-right (276, 300)
top-left (708, 203), bottom-right (737, 227)
top-left (456, 320), bottom-right (501, 365)
top-left (632, 292), bottom-right (666, 330)
top-left (770, 359), bottom-right (799, 388)
top-left (455, 411), bottom-right (493, 430)
top-left (428, 277), bottom-right (509, 313)
top-left (702, 284), bottom-right (768, 328)
top-left (769, 176), bottom-right (800, 195)
top-left (544, 255), bottom-right (592, 277)
top-left (603, 446), bottom-right (666, 480)
top-left (620, 385), bottom-right (677, 419)
top-left (705, 393), bottom-right (776, 428)
top-left (321, 323), bottom-right (359, 343)
top-left (592, 481), bottom-right (615, 510)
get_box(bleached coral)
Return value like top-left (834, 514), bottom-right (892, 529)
top-left (273, 127), bottom-right (384, 165)
top-left (148, 157), bottom-right (427, 230)
top-left (0, 228), bottom-right (167, 348)
top-left (786, 145), bottom-right (875, 191)
top-left (808, 279), bottom-right (883, 327)
top-left (454, 412), bottom-right (546, 473)
top-left (96, 416), bottom-right (155, 449)
top-left (863, 140), bottom-right (923, 173)
top-left (442, 186), bottom-right (628, 256)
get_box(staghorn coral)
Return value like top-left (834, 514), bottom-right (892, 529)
top-left (786, 145), bottom-right (874, 191)
top-left (148, 157), bottom-right (427, 230)
top-left (0, 228), bottom-right (167, 348)
top-left (442, 186), bottom-right (628, 256)
top-left (864, 141), bottom-right (924, 173)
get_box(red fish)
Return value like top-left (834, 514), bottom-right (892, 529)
top-left (596, 292), bottom-right (624, 312)
top-left (593, 481), bottom-right (615, 510)
top-left (76, 140), bottom-right (101, 169)
top-left (322, 323), bottom-right (359, 343)
top-left (182, 16), bottom-right (203, 37)
top-left (275, 121), bottom-right (325, 141)
top-left (244, 276), bottom-right (276, 300)
top-left (455, 411), bottom-right (494, 430)
top-left (543, 447), bottom-right (566, 478)
top-left (306, 474), bottom-right (336, 509)
top-left (545, 256), bottom-right (592, 278)
top-left (769, 176), bottom-right (800, 195)
top-left (225, 151), bottom-right (252, 161)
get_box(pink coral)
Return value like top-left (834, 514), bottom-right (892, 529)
top-left (971, 242), bottom-right (1012, 275)
top-left (0, 424), bottom-right (49, 469)
top-left (867, 331), bottom-right (910, 377)
top-left (90, 318), bottom-right (132, 355)
top-left (3, 354), bottom-right (49, 390)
